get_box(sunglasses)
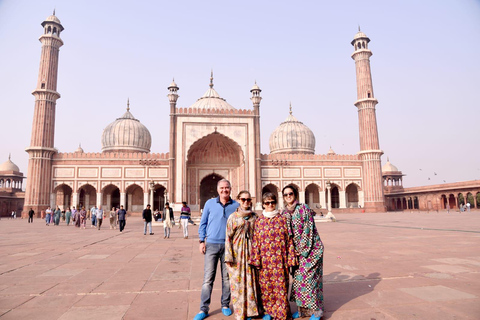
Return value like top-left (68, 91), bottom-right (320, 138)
top-left (263, 201), bottom-right (276, 206)
top-left (240, 198), bottom-right (252, 202)
top-left (283, 192), bottom-right (294, 197)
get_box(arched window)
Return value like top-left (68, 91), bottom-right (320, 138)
top-left (47, 26), bottom-right (52, 33)
top-left (53, 27), bottom-right (57, 35)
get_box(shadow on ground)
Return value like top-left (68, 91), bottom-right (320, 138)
top-left (323, 272), bottom-right (381, 319)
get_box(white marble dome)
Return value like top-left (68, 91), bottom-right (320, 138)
top-left (189, 73), bottom-right (235, 111)
top-left (0, 156), bottom-right (20, 172)
top-left (269, 107), bottom-right (315, 154)
top-left (101, 106), bottom-right (151, 153)
top-left (382, 158), bottom-right (400, 173)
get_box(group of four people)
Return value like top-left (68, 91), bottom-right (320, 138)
top-left (196, 179), bottom-right (324, 320)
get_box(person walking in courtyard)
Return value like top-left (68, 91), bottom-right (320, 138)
top-left (282, 185), bottom-right (324, 320)
top-left (54, 206), bottom-right (61, 225)
top-left (194, 179), bottom-right (239, 320)
top-left (80, 207), bottom-right (87, 229)
top-left (143, 204), bottom-right (154, 235)
top-left (45, 207), bottom-right (52, 226)
top-left (65, 207), bottom-right (72, 225)
top-left (225, 190), bottom-right (260, 320)
top-left (109, 207), bottom-right (117, 229)
top-left (180, 201), bottom-right (191, 239)
top-left (73, 208), bottom-right (81, 228)
top-left (90, 206), bottom-right (97, 228)
top-left (96, 205), bottom-right (104, 230)
top-left (118, 205), bottom-right (127, 232)
top-left (28, 208), bottom-right (34, 223)
top-left (249, 192), bottom-right (297, 320)
top-left (163, 202), bottom-right (174, 239)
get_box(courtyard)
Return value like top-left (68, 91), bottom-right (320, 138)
top-left (0, 210), bottom-right (479, 319)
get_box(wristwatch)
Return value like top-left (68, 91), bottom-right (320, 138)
top-left (199, 240), bottom-right (205, 243)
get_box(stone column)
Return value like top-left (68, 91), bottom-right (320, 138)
top-left (120, 192), bottom-right (126, 209)
top-left (278, 191), bottom-right (284, 209)
top-left (72, 192), bottom-right (78, 208)
top-left (96, 192), bottom-right (102, 208)
top-left (299, 191), bottom-right (305, 204)
top-left (339, 190), bottom-right (346, 208)
top-left (319, 191), bottom-right (326, 209)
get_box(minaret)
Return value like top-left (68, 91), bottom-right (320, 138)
top-left (24, 12), bottom-right (64, 215)
top-left (250, 81), bottom-right (262, 205)
top-left (351, 29), bottom-right (385, 212)
top-left (167, 79), bottom-right (179, 204)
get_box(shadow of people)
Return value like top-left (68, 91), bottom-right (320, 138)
top-left (322, 271), bottom-right (381, 319)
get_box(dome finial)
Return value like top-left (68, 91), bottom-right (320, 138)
top-left (8, 153), bottom-right (11, 160)
top-left (358, 24), bottom-right (361, 32)
top-left (387, 156), bottom-right (390, 162)
top-left (209, 70), bottom-right (214, 88)
top-left (53, 8), bottom-right (56, 16)
top-left (289, 102), bottom-right (292, 115)
top-left (127, 98), bottom-right (130, 111)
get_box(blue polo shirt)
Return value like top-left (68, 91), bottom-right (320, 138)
top-left (199, 196), bottom-right (239, 244)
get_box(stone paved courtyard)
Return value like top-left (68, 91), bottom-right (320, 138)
top-left (0, 210), bottom-right (479, 319)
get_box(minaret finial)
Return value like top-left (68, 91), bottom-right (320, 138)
top-left (358, 25), bottom-right (361, 32)
top-left (8, 153), bottom-right (11, 160)
top-left (127, 98), bottom-right (130, 111)
top-left (53, 9), bottom-right (56, 16)
top-left (289, 102), bottom-right (292, 115)
top-left (210, 70), bottom-right (214, 88)
top-left (387, 157), bottom-right (390, 162)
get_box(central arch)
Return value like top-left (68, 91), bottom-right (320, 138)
top-left (186, 132), bottom-right (245, 209)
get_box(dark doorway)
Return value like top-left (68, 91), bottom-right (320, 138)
top-left (200, 173), bottom-right (224, 210)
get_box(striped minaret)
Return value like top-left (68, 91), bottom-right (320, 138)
top-left (351, 29), bottom-right (385, 212)
top-left (24, 12), bottom-right (64, 216)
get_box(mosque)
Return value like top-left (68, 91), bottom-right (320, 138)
top-left (15, 13), bottom-right (478, 217)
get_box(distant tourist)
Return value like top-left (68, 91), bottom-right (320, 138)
top-left (466, 202), bottom-right (471, 212)
top-left (143, 204), bottom-right (154, 235)
top-left (80, 207), bottom-right (87, 229)
top-left (282, 184), bottom-right (325, 320)
top-left (90, 206), bottom-right (97, 228)
top-left (163, 202), bottom-right (174, 239)
top-left (65, 207), bottom-right (72, 225)
top-left (54, 206), bottom-right (61, 225)
top-left (45, 207), bottom-right (52, 226)
top-left (118, 205), bottom-right (127, 232)
top-left (109, 207), bottom-right (117, 229)
top-left (194, 179), bottom-right (239, 320)
top-left (180, 201), bottom-right (191, 239)
top-left (28, 208), bottom-right (34, 223)
top-left (96, 206), bottom-right (104, 230)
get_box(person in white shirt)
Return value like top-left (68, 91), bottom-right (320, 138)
top-left (96, 206), bottom-right (104, 230)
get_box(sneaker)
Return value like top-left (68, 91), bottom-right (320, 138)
top-left (221, 307), bottom-right (232, 316)
top-left (263, 315), bottom-right (272, 320)
top-left (193, 311), bottom-right (208, 320)
top-left (292, 311), bottom-right (301, 319)
top-left (309, 311), bottom-right (323, 320)
top-left (150, 233), bottom-right (154, 235)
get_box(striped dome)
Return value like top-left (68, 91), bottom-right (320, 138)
top-left (269, 107), bottom-right (315, 154)
top-left (101, 107), bottom-right (151, 153)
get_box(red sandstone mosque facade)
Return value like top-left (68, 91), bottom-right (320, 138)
top-left (18, 13), bottom-right (479, 217)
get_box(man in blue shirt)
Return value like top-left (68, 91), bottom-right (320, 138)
top-left (194, 179), bottom-right (239, 320)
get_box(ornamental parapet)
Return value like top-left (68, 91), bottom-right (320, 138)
top-left (54, 152), bottom-right (169, 160)
top-left (261, 153), bottom-right (361, 161)
top-left (176, 107), bottom-right (254, 115)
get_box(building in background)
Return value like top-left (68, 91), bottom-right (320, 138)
top-left (0, 156), bottom-right (25, 218)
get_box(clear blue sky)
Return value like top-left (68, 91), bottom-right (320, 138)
top-left (1, 0), bottom-right (479, 188)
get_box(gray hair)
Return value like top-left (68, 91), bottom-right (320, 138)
top-left (217, 179), bottom-right (231, 188)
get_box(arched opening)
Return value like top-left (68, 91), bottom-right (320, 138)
top-left (78, 184), bottom-right (96, 209)
top-left (413, 197), bottom-right (419, 209)
top-left (102, 184), bottom-right (121, 211)
top-left (331, 185), bottom-right (340, 209)
top-left (53, 184), bottom-right (73, 210)
top-left (262, 184), bottom-right (278, 196)
top-left (466, 193), bottom-right (474, 211)
top-left (345, 183), bottom-right (359, 208)
top-left (458, 194), bottom-right (465, 207)
top-left (153, 185), bottom-right (166, 212)
top-left (396, 198), bottom-right (402, 210)
top-left (126, 184), bottom-right (144, 213)
top-left (187, 132), bottom-right (244, 207)
top-left (199, 173), bottom-right (224, 210)
top-left (305, 184), bottom-right (320, 209)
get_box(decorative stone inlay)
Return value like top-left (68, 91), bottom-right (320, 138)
top-left (283, 168), bottom-right (301, 178)
top-left (149, 168), bottom-right (168, 178)
top-left (304, 168), bottom-right (321, 177)
top-left (261, 168), bottom-right (279, 178)
top-left (54, 167), bottom-right (75, 178)
top-left (344, 168), bottom-right (361, 177)
top-left (78, 168), bottom-right (98, 178)
top-left (125, 168), bottom-right (145, 178)
top-left (102, 168), bottom-right (122, 178)
top-left (325, 168), bottom-right (341, 177)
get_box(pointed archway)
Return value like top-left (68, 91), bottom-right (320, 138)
top-left (187, 132), bottom-right (244, 209)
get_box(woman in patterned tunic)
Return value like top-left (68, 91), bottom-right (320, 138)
top-left (249, 192), bottom-right (297, 320)
top-left (282, 185), bottom-right (324, 320)
top-left (225, 190), bottom-right (260, 320)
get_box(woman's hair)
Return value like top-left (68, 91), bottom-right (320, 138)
top-left (236, 190), bottom-right (251, 199)
top-left (262, 192), bottom-right (277, 203)
top-left (282, 184), bottom-right (299, 200)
